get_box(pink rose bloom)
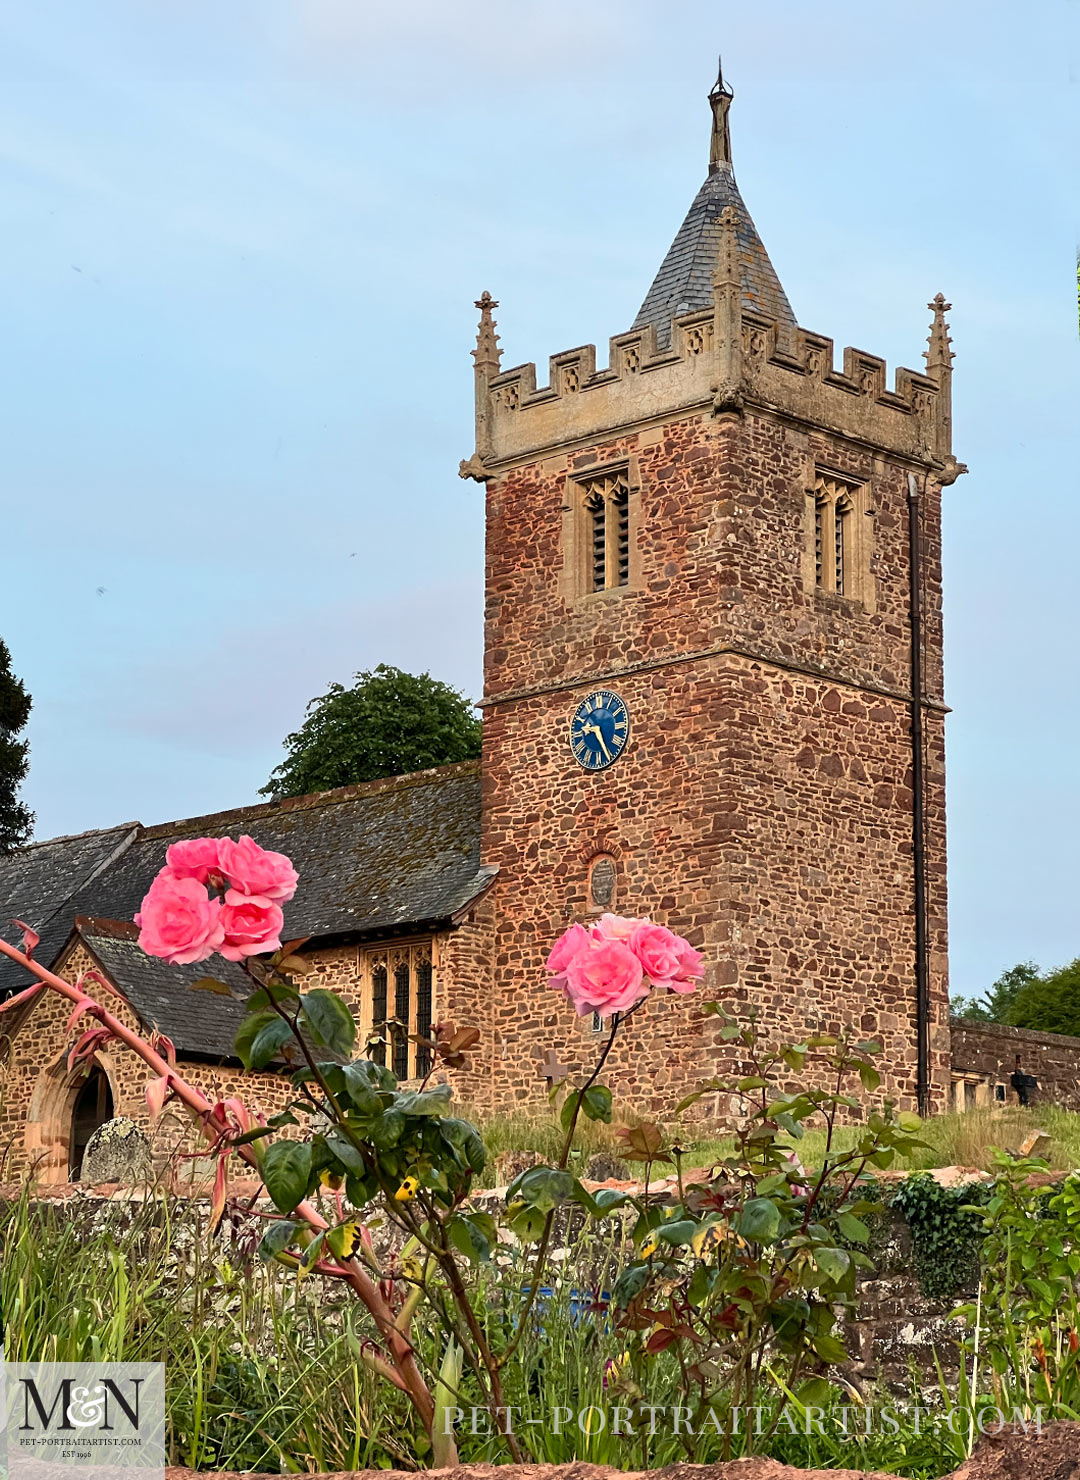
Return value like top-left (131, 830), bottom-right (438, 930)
top-left (666, 937), bottom-right (705, 994)
top-left (218, 890), bottom-right (285, 962)
top-left (165, 836), bottom-right (226, 885)
top-left (135, 874), bottom-right (225, 965)
top-left (563, 937), bottom-right (647, 1017)
top-left (629, 921), bottom-right (687, 987)
top-left (217, 835), bottom-right (299, 903)
top-left (546, 923), bottom-right (591, 986)
top-left (591, 912), bottom-right (639, 942)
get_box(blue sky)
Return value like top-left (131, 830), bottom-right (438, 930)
top-left (1, 0), bottom-right (1077, 996)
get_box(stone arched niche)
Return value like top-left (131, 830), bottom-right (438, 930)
top-left (26, 1053), bottom-right (118, 1183)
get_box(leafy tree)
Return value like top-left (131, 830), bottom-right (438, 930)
top-left (949, 992), bottom-right (990, 1023)
top-left (261, 665), bottom-right (482, 800)
top-left (1008, 959), bottom-right (1080, 1038)
top-left (950, 961), bottom-right (1040, 1024)
top-left (0, 637), bottom-right (32, 855)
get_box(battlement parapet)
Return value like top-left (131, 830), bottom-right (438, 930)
top-left (470, 303), bottom-right (945, 472)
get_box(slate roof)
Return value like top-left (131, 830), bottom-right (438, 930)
top-left (0, 823), bottom-right (139, 994)
top-left (632, 161), bottom-right (795, 347)
top-left (74, 918), bottom-right (255, 1063)
top-left (0, 762), bottom-right (492, 1030)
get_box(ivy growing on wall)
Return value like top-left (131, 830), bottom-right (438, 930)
top-left (891, 1174), bottom-right (992, 1299)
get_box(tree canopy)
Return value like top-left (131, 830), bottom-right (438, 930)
top-left (950, 961), bottom-right (1039, 1024)
top-left (1007, 959), bottom-right (1080, 1038)
top-left (261, 665), bottom-right (482, 801)
top-left (0, 636), bottom-right (33, 855)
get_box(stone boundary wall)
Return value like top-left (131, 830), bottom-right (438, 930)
top-left (2, 1178), bottom-right (967, 1391)
top-left (952, 1019), bottom-right (1080, 1111)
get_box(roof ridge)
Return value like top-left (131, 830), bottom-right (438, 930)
top-left (11, 822), bottom-right (142, 853)
top-left (141, 758), bottom-right (482, 840)
top-left (9, 824), bottom-right (142, 958)
top-left (73, 916), bottom-right (140, 941)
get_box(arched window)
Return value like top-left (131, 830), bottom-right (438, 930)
top-left (613, 482), bottom-right (630, 586)
top-left (362, 942), bottom-right (435, 1081)
top-left (807, 475), bottom-right (869, 604)
top-left (814, 494), bottom-right (827, 589)
top-left (70, 1065), bottom-right (114, 1180)
top-left (571, 467), bottom-right (635, 596)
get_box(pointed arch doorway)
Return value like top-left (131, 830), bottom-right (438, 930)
top-left (70, 1065), bottom-right (114, 1179)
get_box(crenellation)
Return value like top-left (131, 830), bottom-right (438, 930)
top-left (549, 344), bottom-right (596, 395)
top-left (481, 304), bottom-right (943, 470)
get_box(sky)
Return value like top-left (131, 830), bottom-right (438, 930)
top-left (1, 0), bottom-right (1078, 997)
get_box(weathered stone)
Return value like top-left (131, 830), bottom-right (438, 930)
top-left (492, 1150), bottom-right (541, 1187)
top-left (1019, 1129), bottom-right (1053, 1159)
top-left (81, 1117), bottom-right (152, 1186)
top-left (952, 1021), bottom-right (1080, 1112)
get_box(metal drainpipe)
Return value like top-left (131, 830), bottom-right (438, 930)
top-left (907, 471), bottom-right (931, 1116)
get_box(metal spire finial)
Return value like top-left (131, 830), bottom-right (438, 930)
top-left (709, 57), bottom-right (734, 171)
top-left (710, 55), bottom-right (733, 100)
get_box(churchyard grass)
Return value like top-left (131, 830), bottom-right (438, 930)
top-left (472, 1103), bottom-right (1080, 1185)
top-left (0, 1186), bottom-right (959, 1477)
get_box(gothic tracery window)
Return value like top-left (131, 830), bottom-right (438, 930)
top-left (807, 474), bottom-right (869, 604)
top-left (578, 469), bottom-right (633, 595)
top-left (362, 942), bottom-right (434, 1081)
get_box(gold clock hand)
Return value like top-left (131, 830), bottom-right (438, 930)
top-left (587, 723), bottom-right (613, 762)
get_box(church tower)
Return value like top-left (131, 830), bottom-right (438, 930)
top-left (462, 69), bottom-right (963, 1115)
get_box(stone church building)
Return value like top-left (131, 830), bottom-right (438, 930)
top-left (1, 72), bottom-right (1005, 1183)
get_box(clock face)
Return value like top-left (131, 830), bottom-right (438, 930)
top-left (569, 690), bottom-right (630, 771)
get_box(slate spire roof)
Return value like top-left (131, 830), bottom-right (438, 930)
top-left (632, 65), bottom-right (795, 346)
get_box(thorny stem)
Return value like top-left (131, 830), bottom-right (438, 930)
top-left (496, 1008), bottom-right (626, 1373)
top-left (279, 1003), bottom-right (520, 1469)
top-left (0, 936), bottom-right (437, 1440)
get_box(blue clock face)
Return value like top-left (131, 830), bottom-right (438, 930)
top-left (569, 690), bottom-right (630, 771)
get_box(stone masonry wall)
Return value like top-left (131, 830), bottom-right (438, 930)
top-left (952, 1019), bottom-right (1080, 1111)
top-left (481, 402), bottom-right (949, 1114)
top-left (0, 930), bottom-right (484, 1183)
top-left (0, 944), bottom-right (295, 1181)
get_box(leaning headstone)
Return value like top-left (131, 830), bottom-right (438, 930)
top-left (81, 1116), bottom-right (153, 1185)
top-left (1018, 1129), bottom-right (1052, 1160)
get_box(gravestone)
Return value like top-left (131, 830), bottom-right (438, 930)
top-left (80, 1116), bottom-right (152, 1185)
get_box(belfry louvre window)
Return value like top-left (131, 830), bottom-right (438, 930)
top-left (806, 474), bottom-right (870, 605)
top-left (581, 469), bottom-right (632, 594)
top-left (361, 941), bottom-right (434, 1081)
top-left (834, 493), bottom-right (851, 595)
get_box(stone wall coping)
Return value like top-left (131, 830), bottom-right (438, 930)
top-left (953, 1017), bottom-right (1080, 1052)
